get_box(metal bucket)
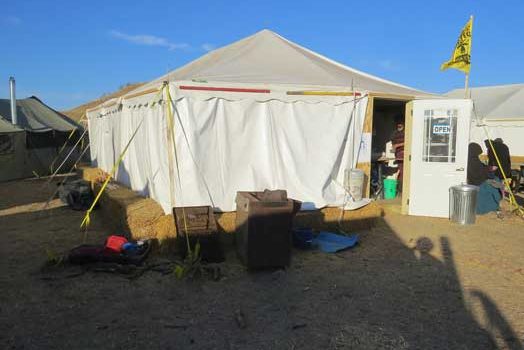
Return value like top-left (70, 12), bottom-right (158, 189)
top-left (449, 184), bottom-right (479, 225)
top-left (345, 168), bottom-right (364, 201)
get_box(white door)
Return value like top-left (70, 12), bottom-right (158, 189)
top-left (408, 99), bottom-right (472, 217)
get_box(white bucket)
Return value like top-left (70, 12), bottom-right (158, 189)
top-left (345, 168), bottom-right (364, 201)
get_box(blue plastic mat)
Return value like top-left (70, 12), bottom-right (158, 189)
top-left (312, 231), bottom-right (359, 253)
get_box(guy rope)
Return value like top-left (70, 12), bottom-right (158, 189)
top-left (79, 86), bottom-right (167, 229)
top-left (483, 129), bottom-right (524, 217)
top-left (473, 103), bottom-right (524, 217)
top-left (164, 82), bottom-right (191, 253)
top-left (80, 121), bottom-right (143, 228)
top-left (49, 127), bottom-right (78, 173)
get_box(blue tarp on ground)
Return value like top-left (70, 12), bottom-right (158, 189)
top-left (312, 232), bottom-right (359, 253)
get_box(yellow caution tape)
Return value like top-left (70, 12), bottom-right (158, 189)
top-left (80, 119), bottom-right (143, 228)
top-left (483, 127), bottom-right (524, 216)
top-left (164, 83), bottom-right (192, 254)
top-left (80, 87), bottom-right (167, 229)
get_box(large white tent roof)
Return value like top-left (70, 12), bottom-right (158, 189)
top-left (446, 84), bottom-right (524, 121)
top-left (127, 29), bottom-right (429, 98)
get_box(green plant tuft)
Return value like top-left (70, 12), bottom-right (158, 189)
top-left (175, 241), bottom-right (202, 280)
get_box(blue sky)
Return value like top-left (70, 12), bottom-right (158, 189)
top-left (1, 0), bottom-right (523, 110)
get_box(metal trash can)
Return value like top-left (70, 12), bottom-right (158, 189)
top-left (449, 184), bottom-right (479, 225)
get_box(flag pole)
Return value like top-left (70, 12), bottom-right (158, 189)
top-left (464, 15), bottom-right (473, 98)
top-left (464, 73), bottom-right (469, 98)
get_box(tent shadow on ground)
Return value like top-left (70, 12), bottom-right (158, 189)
top-left (234, 216), bottom-right (519, 349)
top-left (1, 179), bottom-right (522, 349)
top-left (470, 290), bottom-right (523, 350)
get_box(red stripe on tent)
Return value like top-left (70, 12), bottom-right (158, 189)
top-left (179, 86), bottom-right (271, 93)
top-left (286, 91), bottom-right (362, 97)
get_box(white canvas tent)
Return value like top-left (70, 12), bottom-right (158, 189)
top-left (446, 84), bottom-right (524, 158)
top-left (87, 29), bottom-right (428, 213)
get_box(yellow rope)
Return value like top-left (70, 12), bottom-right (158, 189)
top-left (80, 120), bottom-right (143, 228)
top-left (164, 83), bottom-right (192, 254)
top-left (80, 88), bottom-right (165, 229)
top-left (483, 127), bottom-right (524, 216)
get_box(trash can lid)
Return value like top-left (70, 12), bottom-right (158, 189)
top-left (450, 183), bottom-right (479, 192)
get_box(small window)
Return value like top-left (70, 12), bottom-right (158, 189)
top-left (0, 134), bottom-right (14, 155)
top-left (422, 109), bottom-right (458, 163)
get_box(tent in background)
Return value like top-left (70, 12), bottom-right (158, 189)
top-left (0, 96), bottom-right (81, 181)
top-left (87, 29), bottom-right (430, 213)
top-left (446, 84), bottom-right (524, 162)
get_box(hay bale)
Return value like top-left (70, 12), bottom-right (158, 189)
top-left (214, 202), bottom-right (381, 239)
top-left (126, 198), bottom-right (166, 239)
top-left (154, 213), bottom-right (176, 240)
top-left (77, 165), bottom-right (104, 183)
top-left (78, 166), bottom-right (382, 250)
top-left (215, 212), bottom-right (237, 234)
top-left (89, 180), bottom-right (176, 241)
top-left (295, 202), bottom-right (382, 232)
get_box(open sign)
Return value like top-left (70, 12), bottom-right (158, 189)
top-left (433, 124), bottom-right (451, 134)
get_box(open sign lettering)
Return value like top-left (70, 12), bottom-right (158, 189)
top-left (432, 124), bottom-right (451, 134)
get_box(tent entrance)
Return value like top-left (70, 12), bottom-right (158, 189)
top-left (370, 98), bottom-right (407, 200)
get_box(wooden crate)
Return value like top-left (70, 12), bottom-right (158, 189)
top-left (173, 206), bottom-right (224, 262)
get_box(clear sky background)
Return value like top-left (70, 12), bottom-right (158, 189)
top-left (1, 0), bottom-right (523, 110)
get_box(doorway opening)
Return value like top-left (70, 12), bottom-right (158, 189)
top-left (370, 98), bottom-right (407, 200)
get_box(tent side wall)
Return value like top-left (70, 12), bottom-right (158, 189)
top-left (0, 132), bottom-right (30, 182)
top-left (87, 93), bottom-right (173, 212)
top-left (448, 84), bottom-right (524, 166)
top-left (88, 83), bottom-right (370, 213)
top-left (0, 131), bottom-right (81, 182)
top-left (170, 93), bottom-right (369, 212)
top-left (470, 121), bottom-right (524, 165)
top-left (1, 95), bottom-right (82, 182)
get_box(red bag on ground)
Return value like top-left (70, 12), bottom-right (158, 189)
top-left (105, 235), bottom-right (128, 253)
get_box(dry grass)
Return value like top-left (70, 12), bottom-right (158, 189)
top-left (2, 177), bottom-right (524, 349)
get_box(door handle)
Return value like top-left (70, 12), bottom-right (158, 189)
top-left (456, 167), bottom-right (464, 171)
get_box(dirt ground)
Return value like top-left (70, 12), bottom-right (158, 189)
top-left (1, 178), bottom-right (523, 349)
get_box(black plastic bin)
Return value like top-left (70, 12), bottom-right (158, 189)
top-left (235, 190), bottom-right (301, 269)
top-left (173, 206), bottom-right (224, 263)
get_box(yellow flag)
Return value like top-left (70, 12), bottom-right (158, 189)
top-left (441, 17), bottom-right (473, 74)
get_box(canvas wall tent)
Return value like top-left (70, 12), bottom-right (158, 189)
top-left (0, 96), bottom-right (81, 182)
top-left (87, 29), bottom-right (431, 213)
top-left (446, 84), bottom-right (524, 162)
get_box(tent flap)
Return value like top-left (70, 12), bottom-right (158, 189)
top-left (88, 90), bottom-right (368, 213)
